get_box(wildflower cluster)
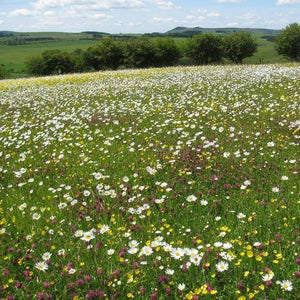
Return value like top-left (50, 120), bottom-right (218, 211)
top-left (0, 64), bottom-right (299, 299)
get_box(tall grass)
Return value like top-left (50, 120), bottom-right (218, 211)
top-left (0, 64), bottom-right (299, 299)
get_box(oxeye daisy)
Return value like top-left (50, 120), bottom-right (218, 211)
top-left (262, 273), bottom-right (274, 281)
top-left (58, 249), bottom-right (65, 256)
top-left (223, 242), bottom-right (233, 249)
top-left (190, 254), bottom-right (202, 266)
top-left (94, 172), bottom-right (103, 180)
top-left (81, 231), bottom-right (95, 242)
top-left (278, 280), bottom-right (293, 291)
top-left (170, 248), bottom-right (184, 259)
top-left (107, 249), bottom-right (115, 255)
top-left (42, 252), bottom-right (52, 261)
top-left (123, 176), bottom-right (129, 182)
top-left (155, 198), bottom-right (164, 204)
top-left (128, 240), bottom-right (139, 248)
top-left (99, 225), bottom-right (110, 234)
top-left (223, 151), bottom-right (231, 158)
top-left (216, 261), bottom-right (229, 272)
top-left (58, 202), bottom-right (67, 209)
top-left (128, 247), bottom-right (138, 254)
top-left (83, 190), bottom-right (91, 197)
top-left (74, 230), bottom-right (84, 238)
top-left (32, 213), bottom-right (41, 220)
top-left (165, 268), bottom-right (174, 275)
top-left (146, 166), bottom-right (157, 175)
top-left (68, 268), bottom-right (76, 274)
top-left (140, 246), bottom-right (153, 256)
top-left (186, 195), bottom-right (197, 202)
top-left (237, 213), bottom-right (246, 219)
top-left (35, 262), bottom-right (48, 272)
top-left (243, 180), bottom-right (251, 186)
top-left (200, 200), bottom-right (208, 206)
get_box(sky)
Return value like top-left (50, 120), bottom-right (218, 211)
top-left (0, 0), bottom-right (299, 33)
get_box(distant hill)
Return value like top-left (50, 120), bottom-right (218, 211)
top-left (0, 27), bottom-right (282, 41)
top-left (81, 31), bottom-right (108, 35)
top-left (165, 27), bottom-right (281, 37)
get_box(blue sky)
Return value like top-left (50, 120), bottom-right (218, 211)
top-left (0, 0), bottom-right (299, 33)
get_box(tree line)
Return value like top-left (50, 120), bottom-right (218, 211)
top-left (1, 23), bottom-right (299, 78)
top-left (25, 32), bottom-right (259, 76)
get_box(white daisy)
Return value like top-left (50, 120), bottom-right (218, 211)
top-left (216, 261), bottom-right (229, 272)
top-left (278, 280), bottom-right (293, 291)
top-left (262, 273), bottom-right (274, 282)
top-left (42, 252), bottom-right (52, 261)
top-left (186, 195), bottom-right (197, 202)
top-left (80, 231), bottom-right (95, 242)
top-left (35, 262), bottom-right (48, 272)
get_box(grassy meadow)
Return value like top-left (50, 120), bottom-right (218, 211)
top-left (0, 64), bottom-right (299, 299)
top-left (0, 39), bottom-right (98, 77)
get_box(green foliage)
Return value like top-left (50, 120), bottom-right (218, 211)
top-left (223, 32), bottom-right (258, 64)
top-left (7, 30), bottom-right (292, 78)
top-left (153, 37), bottom-right (182, 67)
top-left (26, 49), bottom-right (74, 75)
top-left (186, 33), bottom-right (223, 65)
top-left (84, 37), bottom-right (123, 70)
top-left (70, 49), bottom-right (91, 73)
top-left (41, 49), bottom-right (74, 75)
top-left (0, 65), bottom-right (6, 79)
top-left (275, 23), bottom-right (300, 61)
top-left (25, 55), bottom-right (45, 76)
top-left (122, 36), bottom-right (155, 68)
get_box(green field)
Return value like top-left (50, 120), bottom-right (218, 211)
top-left (0, 39), bottom-right (98, 76)
top-left (0, 64), bottom-right (299, 299)
top-left (0, 31), bottom-right (288, 78)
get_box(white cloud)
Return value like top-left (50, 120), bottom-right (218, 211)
top-left (187, 9), bottom-right (221, 21)
top-left (212, 0), bottom-right (244, 2)
top-left (227, 22), bottom-right (239, 26)
top-left (151, 17), bottom-right (173, 22)
top-left (185, 14), bottom-right (206, 23)
top-left (196, 9), bottom-right (208, 14)
top-left (127, 22), bottom-right (143, 27)
top-left (89, 14), bottom-right (113, 20)
top-left (277, 0), bottom-right (300, 4)
top-left (149, 0), bottom-right (175, 9)
top-left (10, 9), bottom-right (37, 17)
top-left (240, 13), bottom-right (257, 20)
top-left (31, 0), bottom-right (71, 10)
top-left (207, 12), bottom-right (221, 17)
top-left (43, 11), bottom-right (56, 17)
top-left (31, 0), bottom-right (145, 10)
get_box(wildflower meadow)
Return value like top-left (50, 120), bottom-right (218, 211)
top-left (0, 64), bottom-right (299, 299)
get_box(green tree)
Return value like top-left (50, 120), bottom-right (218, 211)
top-left (186, 33), bottom-right (223, 65)
top-left (26, 49), bottom-right (74, 76)
top-left (275, 23), bottom-right (300, 61)
top-left (123, 36), bottom-right (155, 68)
top-left (41, 49), bottom-right (74, 74)
top-left (153, 37), bottom-right (181, 67)
top-left (84, 37), bottom-right (123, 70)
top-left (70, 49), bottom-right (91, 73)
top-left (223, 32), bottom-right (257, 64)
top-left (25, 55), bottom-right (46, 76)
